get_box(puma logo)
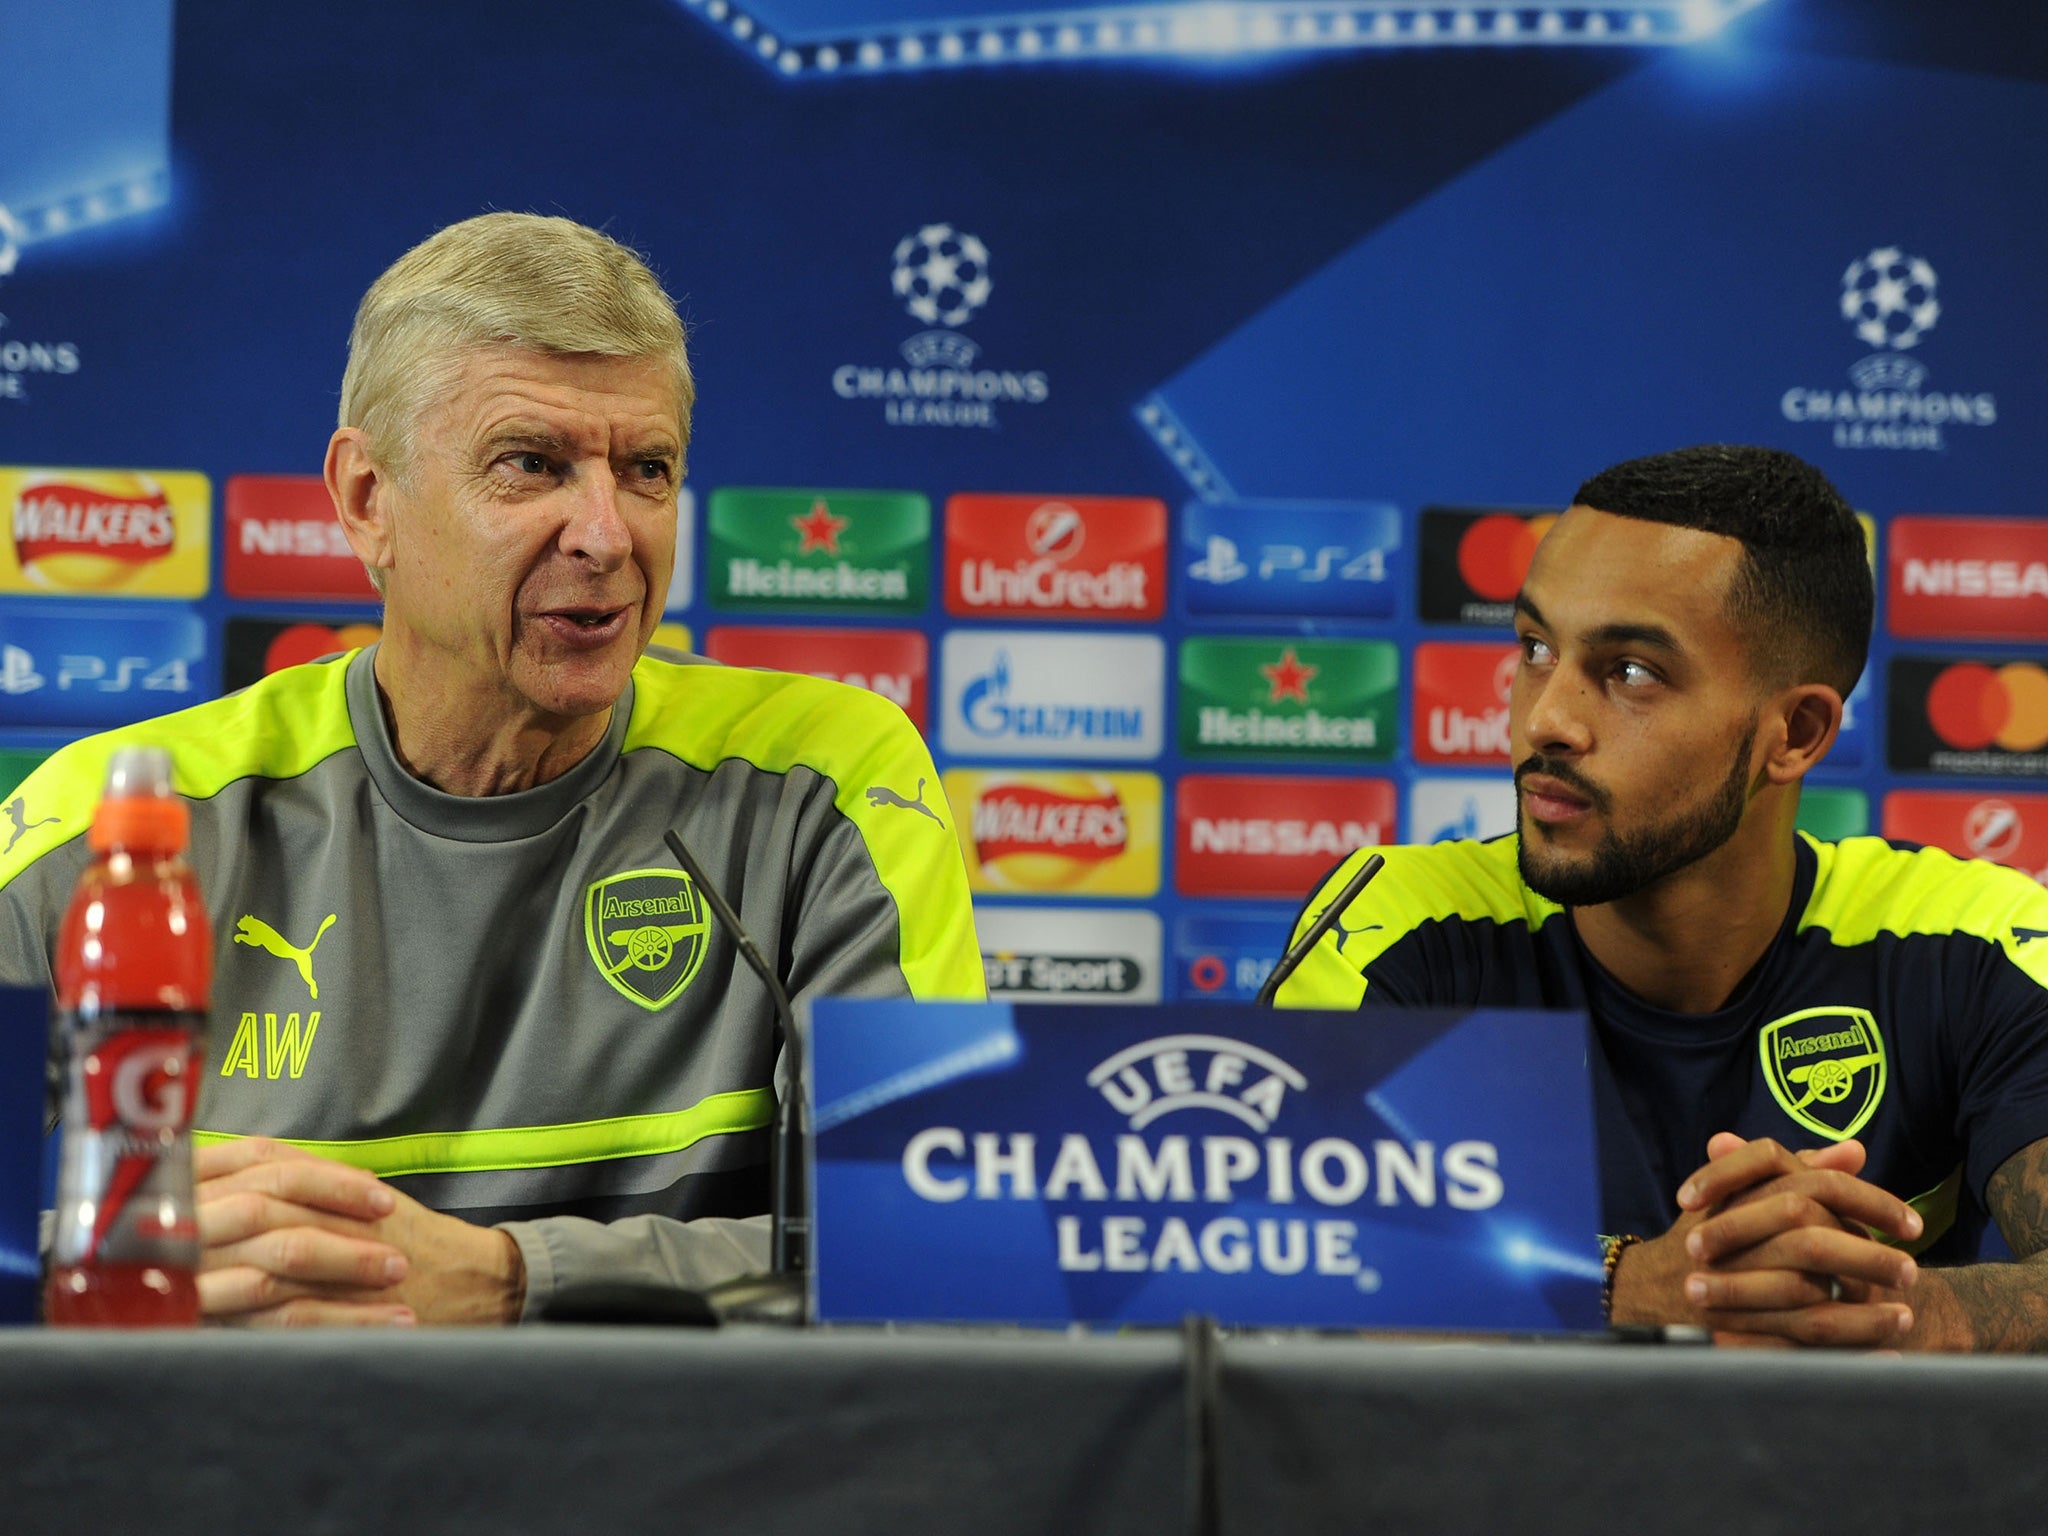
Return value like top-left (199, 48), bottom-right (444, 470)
top-left (233, 913), bottom-right (338, 999)
top-left (2, 797), bottom-right (59, 855)
top-left (2014, 927), bottom-right (2048, 947)
top-left (1321, 908), bottom-right (1382, 951)
top-left (865, 778), bottom-right (942, 826)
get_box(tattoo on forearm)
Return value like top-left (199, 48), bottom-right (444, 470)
top-left (1989, 1140), bottom-right (2048, 1260)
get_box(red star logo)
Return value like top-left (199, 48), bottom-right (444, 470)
top-left (792, 499), bottom-right (848, 556)
top-left (1260, 646), bottom-right (1317, 705)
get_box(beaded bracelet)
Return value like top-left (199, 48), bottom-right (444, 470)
top-left (1599, 1232), bottom-right (1643, 1322)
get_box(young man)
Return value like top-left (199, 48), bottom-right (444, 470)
top-left (0, 214), bottom-right (984, 1323)
top-left (1279, 445), bottom-right (2048, 1350)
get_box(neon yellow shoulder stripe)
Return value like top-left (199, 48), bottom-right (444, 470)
top-left (1801, 833), bottom-right (2048, 989)
top-left (0, 655), bottom-right (359, 893)
top-left (1276, 837), bottom-right (1557, 1009)
top-left (192, 1086), bottom-right (774, 1178)
top-left (624, 656), bottom-right (984, 1001)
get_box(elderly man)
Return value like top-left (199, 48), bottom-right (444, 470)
top-left (1, 213), bottom-right (984, 1323)
top-left (1281, 445), bottom-right (2048, 1351)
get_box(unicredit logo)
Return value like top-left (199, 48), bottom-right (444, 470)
top-left (13, 482), bottom-right (173, 566)
top-left (945, 493), bottom-right (1165, 621)
top-left (1927, 662), bottom-right (2048, 751)
top-left (1965, 798), bottom-right (2024, 861)
top-left (972, 784), bottom-right (1128, 863)
top-left (1413, 643), bottom-right (1517, 764)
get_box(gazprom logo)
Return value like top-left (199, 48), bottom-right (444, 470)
top-left (1087, 1034), bottom-right (1306, 1132)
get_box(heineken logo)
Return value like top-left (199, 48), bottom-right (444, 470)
top-left (584, 868), bottom-right (712, 1011)
top-left (1758, 1007), bottom-right (1888, 1142)
top-left (709, 487), bottom-right (929, 614)
top-left (1179, 636), bottom-right (1397, 761)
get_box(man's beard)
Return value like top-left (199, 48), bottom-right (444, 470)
top-left (1515, 722), bottom-right (1758, 908)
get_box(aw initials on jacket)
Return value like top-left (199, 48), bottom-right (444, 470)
top-left (218, 913), bottom-right (336, 1081)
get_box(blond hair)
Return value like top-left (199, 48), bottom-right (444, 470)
top-left (339, 212), bottom-right (693, 480)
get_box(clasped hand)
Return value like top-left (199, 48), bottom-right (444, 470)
top-left (1612, 1133), bottom-right (1924, 1347)
top-left (194, 1138), bottom-right (525, 1326)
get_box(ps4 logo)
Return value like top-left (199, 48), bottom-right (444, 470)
top-left (0, 645), bottom-right (191, 695)
top-left (1182, 501), bottom-right (1401, 619)
top-left (1187, 535), bottom-right (1386, 587)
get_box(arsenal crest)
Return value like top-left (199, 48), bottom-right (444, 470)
top-left (584, 868), bottom-right (712, 1011)
top-left (1758, 1007), bottom-right (1888, 1142)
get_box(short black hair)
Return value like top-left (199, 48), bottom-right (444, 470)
top-left (1572, 444), bottom-right (1872, 698)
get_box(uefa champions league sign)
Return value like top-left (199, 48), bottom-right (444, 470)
top-left (807, 1000), bottom-right (1603, 1331)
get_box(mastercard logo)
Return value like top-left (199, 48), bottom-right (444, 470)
top-left (262, 621), bottom-right (383, 676)
top-left (1925, 662), bottom-right (2048, 752)
top-left (1456, 514), bottom-right (1556, 603)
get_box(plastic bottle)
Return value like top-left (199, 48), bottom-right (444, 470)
top-left (44, 747), bottom-right (211, 1326)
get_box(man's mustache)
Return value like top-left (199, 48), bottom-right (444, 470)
top-left (1514, 755), bottom-right (1612, 817)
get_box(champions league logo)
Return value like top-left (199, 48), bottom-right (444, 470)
top-left (831, 223), bottom-right (1050, 430)
top-left (1780, 246), bottom-right (1996, 452)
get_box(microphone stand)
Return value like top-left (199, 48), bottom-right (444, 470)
top-left (1255, 853), bottom-right (1385, 1007)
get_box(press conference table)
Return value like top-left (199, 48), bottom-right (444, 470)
top-left (4, 1327), bottom-right (2046, 1535)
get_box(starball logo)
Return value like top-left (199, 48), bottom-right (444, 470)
top-left (898, 1034), bottom-right (1504, 1282)
top-left (1780, 248), bottom-right (1996, 453)
top-left (831, 224), bottom-right (1051, 431)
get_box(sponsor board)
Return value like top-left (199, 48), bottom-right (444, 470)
top-left (1178, 636), bottom-right (1396, 763)
top-left (1412, 641), bottom-right (1518, 766)
top-left (1417, 508), bottom-right (1557, 627)
top-left (663, 488), bottom-right (696, 613)
top-left (0, 468), bottom-right (209, 597)
top-left (708, 487), bottom-right (928, 614)
top-left (1829, 671), bottom-right (1872, 770)
top-left (940, 631), bottom-right (1163, 762)
top-left (223, 617), bottom-right (384, 692)
top-left (1181, 500), bottom-right (1400, 620)
top-left (1172, 908), bottom-right (1293, 1003)
top-left (975, 906), bottom-right (1162, 1004)
top-left (808, 998), bottom-right (1602, 1331)
top-left (0, 605), bottom-right (207, 726)
top-left (1797, 787), bottom-right (1870, 842)
top-left (1887, 518), bottom-right (2048, 641)
top-left (0, 749), bottom-right (48, 799)
top-left (706, 624), bottom-right (927, 729)
top-left (943, 493), bottom-right (1166, 622)
top-left (943, 769), bottom-right (1161, 897)
top-left (222, 476), bottom-right (375, 601)
top-left (1882, 790), bottom-right (2048, 880)
top-left (1175, 773), bottom-right (1396, 899)
top-left (1889, 656), bottom-right (2048, 777)
top-left (1407, 776), bottom-right (1516, 844)
top-left (650, 622), bottom-right (694, 656)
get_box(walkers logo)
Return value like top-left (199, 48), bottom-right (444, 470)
top-left (1887, 518), bottom-right (2048, 641)
top-left (0, 607), bottom-right (205, 727)
top-left (1176, 774), bottom-right (1396, 899)
top-left (944, 494), bottom-right (1166, 621)
top-left (709, 487), bottom-right (928, 613)
top-left (222, 476), bottom-right (374, 601)
top-left (831, 224), bottom-right (1051, 431)
top-left (1412, 642), bottom-right (1518, 766)
top-left (1780, 249), bottom-right (1996, 454)
top-left (706, 625), bottom-right (929, 730)
top-left (1181, 501), bottom-right (1399, 619)
top-left (1760, 1007), bottom-right (1888, 1143)
top-left (944, 769), bottom-right (1162, 896)
top-left (1407, 777), bottom-right (1515, 844)
top-left (1883, 790), bottom-right (2048, 881)
top-left (223, 617), bottom-right (382, 692)
top-left (1418, 508), bottom-right (1557, 627)
top-left (0, 468), bottom-right (209, 596)
top-left (583, 869), bottom-right (712, 1011)
top-left (1179, 637), bottom-right (1396, 762)
top-left (977, 906), bottom-right (1162, 1004)
top-left (940, 631), bottom-right (1163, 762)
top-left (1890, 657), bottom-right (2048, 778)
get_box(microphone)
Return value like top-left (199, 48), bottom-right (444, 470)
top-left (1254, 853), bottom-right (1386, 1008)
top-left (663, 828), bottom-right (808, 1321)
